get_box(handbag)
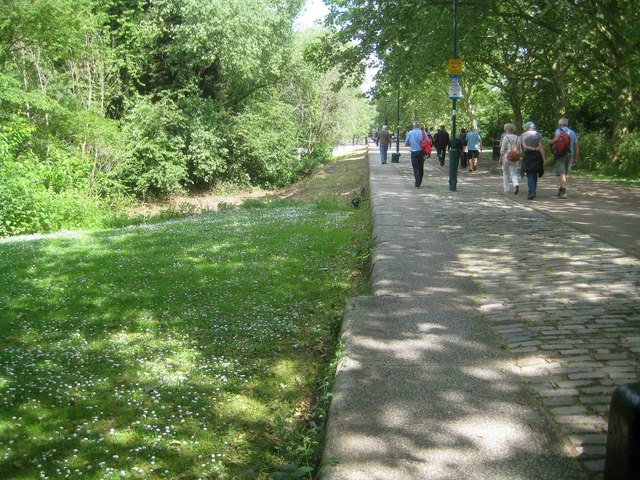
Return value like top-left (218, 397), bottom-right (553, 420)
top-left (420, 130), bottom-right (432, 156)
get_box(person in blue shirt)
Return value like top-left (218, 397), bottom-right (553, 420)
top-left (405, 121), bottom-right (426, 188)
top-left (465, 126), bottom-right (483, 172)
top-left (550, 117), bottom-right (580, 199)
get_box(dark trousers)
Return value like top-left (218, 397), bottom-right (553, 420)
top-left (526, 169), bottom-right (539, 197)
top-left (459, 151), bottom-right (468, 168)
top-left (411, 150), bottom-right (425, 187)
top-left (436, 146), bottom-right (446, 163)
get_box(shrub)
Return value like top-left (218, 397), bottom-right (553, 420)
top-left (116, 96), bottom-right (188, 199)
top-left (230, 101), bottom-right (301, 188)
top-left (576, 131), bottom-right (640, 179)
top-left (576, 131), bottom-right (611, 173)
top-left (616, 131), bottom-right (640, 178)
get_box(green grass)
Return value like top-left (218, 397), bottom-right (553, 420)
top-left (0, 152), bottom-right (371, 479)
top-left (571, 169), bottom-right (640, 188)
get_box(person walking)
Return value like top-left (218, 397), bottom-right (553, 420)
top-left (457, 128), bottom-right (467, 169)
top-left (376, 125), bottom-right (391, 165)
top-left (466, 125), bottom-right (482, 172)
top-left (499, 123), bottom-right (521, 195)
top-left (550, 117), bottom-right (580, 199)
top-left (434, 125), bottom-right (450, 167)
top-left (520, 121), bottom-right (547, 200)
top-left (405, 121), bottom-right (426, 188)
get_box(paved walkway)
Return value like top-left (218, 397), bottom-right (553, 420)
top-left (320, 145), bottom-right (640, 479)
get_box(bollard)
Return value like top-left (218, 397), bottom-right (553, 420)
top-left (604, 383), bottom-right (640, 480)
top-left (391, 153), bottom-right (400, 163)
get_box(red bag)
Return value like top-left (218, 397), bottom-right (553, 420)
top-left (551, 129), bottom-right (571, 156)
top-left (420, 130), bottom-right (432, 155)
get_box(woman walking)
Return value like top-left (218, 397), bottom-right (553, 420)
top-left (499, 123), bottom-right (521, 195)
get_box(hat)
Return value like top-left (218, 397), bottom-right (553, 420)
top-left (524, 121), bottom-right (535, 129)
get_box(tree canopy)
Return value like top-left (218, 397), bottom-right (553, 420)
top-left (323, 0), bottom-right (640, 166)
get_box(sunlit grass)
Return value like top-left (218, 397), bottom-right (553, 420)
top-left (0, 153), bottom-right (371, 479)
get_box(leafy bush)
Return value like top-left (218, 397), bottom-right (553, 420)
top-left (181, 97), bottom-right (229, 187)
top-left (0, 121), bottom-right (112, 236)
top-left (576, 131), bottom-right (640, 178)
top-left (230, 101), bottom-right (302, 188)
top-left (576, 131), bottom-right (611, 173)
top-left (116, 96), bottom-right (188, 199)
top-left (616, 131), bottom-right (640, 178)
top-left (0, 162), bottom-right (109, 236)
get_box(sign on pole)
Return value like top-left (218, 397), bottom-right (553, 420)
top-left (448, 59), bottom-right (463, 75)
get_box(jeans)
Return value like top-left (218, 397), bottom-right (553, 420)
top-left (526, 169), bottom-right (538, 197)
top-left (410, 150), bottom-right (425, 187)
top-left (379, 143), bottom-right (388, 164)
top-left (436, 146), bottom-right (446, 164)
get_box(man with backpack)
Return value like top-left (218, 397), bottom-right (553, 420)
top-left (550, 117), bottom-right (579, 199)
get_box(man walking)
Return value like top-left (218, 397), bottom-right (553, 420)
top-left (405, 121), bottom-right (426, 188)
top-left (434, 125), bottom-right (450, 166)
top-left (550, 117), bottom-right (579, 199)
top-left (376, 125), bottom-right (391, 165)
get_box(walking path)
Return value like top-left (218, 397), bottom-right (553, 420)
top-left (320, 145), bottom-right (640, 480)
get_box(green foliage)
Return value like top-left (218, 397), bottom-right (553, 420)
top-left (117, 96), bottom-right (188, 198)
top-left (571, 131), bottom-right (640, 179)
top-left (615, 132), bottom-right (640, 178)
top-left (230, 100), bottom-right (302, 188)
top-left (576, 132), bottom-right (612, 174)
top-left (180, 96), bottom-right (229, 187)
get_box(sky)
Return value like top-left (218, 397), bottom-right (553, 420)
top-left (293, 0), bottom-right (329, 31)
top-left (293, 0), bottom-right (377, 93)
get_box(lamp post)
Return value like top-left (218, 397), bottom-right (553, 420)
top-left (396, 87), bottom-right (400, 154)
top-left (384, 99), bottom-right (389, 126)
top-left (448, 0), bottom-right (459, 192)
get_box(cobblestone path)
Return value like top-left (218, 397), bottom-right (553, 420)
top-left (413, 166), bottom-right (640, 479)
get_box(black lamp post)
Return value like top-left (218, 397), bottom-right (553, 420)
top-left (448, 0), bottom-right (459, 192)
top-left (396, 87), bottom-right (400, 153)
top-left (384, 99), bottom-right (389, 126)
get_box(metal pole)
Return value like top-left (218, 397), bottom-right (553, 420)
top-left (448, 0), bottom-right (458, 192)
top-left (396, 87), bottom-right (400, 153)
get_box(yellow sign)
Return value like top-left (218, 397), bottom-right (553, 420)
top-left (449, 59), bottom-right (463, 75)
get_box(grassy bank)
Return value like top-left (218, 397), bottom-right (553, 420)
top-left (0, 148), bottom-right (371, 479)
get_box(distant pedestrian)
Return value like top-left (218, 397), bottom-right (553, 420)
top-left (550, 117), bottom-right (580, 199)
top-left (520, 121), bottom-right (547, 200)
top-left (376, 125), bottom-right (391, 165)
top-left (405, 121), bottom-right (426, 188)
top-left (457, 128), bottom-right (467, 169)
top-left (466, 125), bottom-right (482, 172)
top-left (499, 123), bottom-right (521, 195)
top-left (434, 125), bottom-right (450, 167)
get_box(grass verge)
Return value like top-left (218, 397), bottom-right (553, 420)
top-left (0, 148), bottom-right (371, 479)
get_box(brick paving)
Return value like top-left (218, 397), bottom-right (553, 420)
top-left (405, 162), bottom-right (640, 479)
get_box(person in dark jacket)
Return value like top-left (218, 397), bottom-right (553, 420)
top-left (434, 125), bottom-right (450, 167)
top-left (457, 128), bottom-right (467, 169)
top-left (520, 121), bottom-right (547, 200)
